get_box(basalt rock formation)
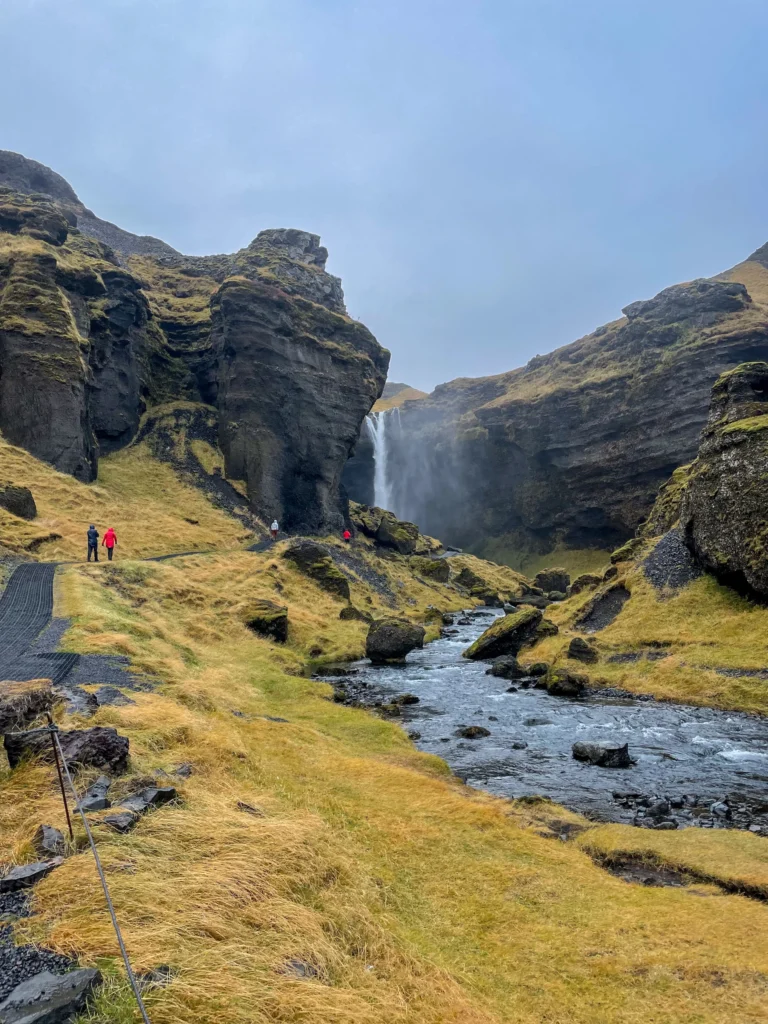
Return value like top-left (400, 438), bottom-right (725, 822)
top-left (0, 151), bottom-right (388, 531)
top-left (345, 254), bottom-right (768, 563)
top-left (679, 362), bottom-right (768, 598)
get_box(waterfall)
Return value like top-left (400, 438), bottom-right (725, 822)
top-left (365, 407), bottom-right (400, 513)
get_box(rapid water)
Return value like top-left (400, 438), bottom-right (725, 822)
top-left (333, 610), bottom-right (768, 832)
top-left (364, 408), bottom-right (400, 513)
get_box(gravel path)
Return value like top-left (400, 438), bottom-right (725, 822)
top-left (643, 528), bottom-right (703, 591)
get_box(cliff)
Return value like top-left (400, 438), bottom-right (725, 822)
top-left (346, 257), bottom-right (768, 565)
top-left (0, 151), bottom-right (388, 531)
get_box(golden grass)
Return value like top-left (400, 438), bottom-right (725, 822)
top-left (372, 386), bottom-right (428, 412)
top-left (0, 434), bottom-right (251, 561)
top-left (470, 538), bottom-right (610, 578)
top-left (577, 823), bottom-right (768, 898)
top-left (721, 259), bottom-right (768, 304)
top-left (0, 545), bottom-right (767, 1023)
top-left (525, 550), bottom-right (768, 714)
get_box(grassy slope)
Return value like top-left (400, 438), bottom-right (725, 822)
top-left (0, 434), bottom-right (251, 560)
top-left (525, 539), bottom-right (768, 715)
top-left (1, 450), bottom-right (768, 1023)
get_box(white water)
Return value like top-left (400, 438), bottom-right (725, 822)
top-left (365, 407), bottom-right (400, 512)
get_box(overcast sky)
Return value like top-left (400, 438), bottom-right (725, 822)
top-left (3, 0), bottom-right (768, 391)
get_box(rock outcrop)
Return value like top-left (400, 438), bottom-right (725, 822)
top-left (463, 608), bottom-right (544, 660)
top-left (344, 261), bottom-right (768, 564)
top-left (680, 361), bottom-right (768, 598)
top-left (366, 618), bottom-right (425, 663)
top-left (0, 152), bottom-right (388, 532)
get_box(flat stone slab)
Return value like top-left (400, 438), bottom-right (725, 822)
top-left (0, 861), bottom-right (63, 895)
top-left (0, 967), bottom-right (100, 1024)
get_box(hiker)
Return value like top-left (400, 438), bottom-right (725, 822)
top-left (87, 524), bottom-right (99, 562)
top-left (102, 526), bottom-right (117, 561)
top-left (270, 519), bottom-right (279, 541)
top-left (343, 529), bottom-right (351, 543)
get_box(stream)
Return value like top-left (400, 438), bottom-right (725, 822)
top-left (328, 609), bottom-right (768, 833)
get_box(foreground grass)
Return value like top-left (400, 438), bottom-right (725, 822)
top-left (0, 550), bottom-right (767, 1024)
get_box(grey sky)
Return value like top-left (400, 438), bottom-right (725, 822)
top-left (3, 0), bottom-right (768, 391)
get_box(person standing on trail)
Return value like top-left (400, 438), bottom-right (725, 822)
top-left (102, 526), bottom-right (117, 561)
top-left (270, 519), bottom-right (279, 541)
top-left (343, 529), bottom-right (351, 543)
top-left (87, 524), bottom-right (99, 562)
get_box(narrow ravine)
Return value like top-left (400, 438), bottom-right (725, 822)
top-left (330, 610), bottom-right (768, 833)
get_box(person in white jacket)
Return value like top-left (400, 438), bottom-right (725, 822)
top-left (270, 519), bottom-right (279, 540)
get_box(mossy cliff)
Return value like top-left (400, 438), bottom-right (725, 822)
top-left (345, 261), bottom-right (768, 565)
top-left (0, 151), bottom-right (388, 529)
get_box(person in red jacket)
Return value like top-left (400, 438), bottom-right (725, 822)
top-left (342, 529), bottom-right (352, 543)
top-left (102, 526), bottom-right (117, 561)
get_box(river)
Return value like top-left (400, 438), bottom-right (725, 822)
top-left (328, 609), bottom-right (768, 833)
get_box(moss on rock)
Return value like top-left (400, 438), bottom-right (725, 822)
top-left (282, 540), bottom-right (350, 600)
top-left (463, 607), bottom-right (542, 660)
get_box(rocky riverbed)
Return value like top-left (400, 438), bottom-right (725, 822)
top-left (326, 610), bottom-right (768, 833)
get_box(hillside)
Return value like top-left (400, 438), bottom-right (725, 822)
top-left (344, 252), bottom-right (768, 570)
top-left (2, 435), bottom-right (768, 1024)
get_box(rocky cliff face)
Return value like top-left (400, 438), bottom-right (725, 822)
top-left (0, 151), bottom-right (388, 528)
top-left (346, 265), bottom-right (768, 562)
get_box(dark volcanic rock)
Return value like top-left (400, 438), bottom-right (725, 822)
top-left (0, 860), bottom-right (63, 893)
top-left (463, 608), bottom-right (543, 660)
top-left (78, 776), bottom-right (111, 812)
top-left (366, 618), bottom-right (425, 663)
top-left (534, 568), bottom-right (570, 593)
top-left (339, 605), bottom-right (373, 623)
top-left (544, 668), bottom-right (587, 697)
top-left (576, 584), bottom-right (630, 633)
top-left (0, 967), bottom-right (101, 1023)
top-left (350, 505), bottom-right (422, 555)
top-left (282, 541), bottom-right (350, 600)
top-left (32, 826), bottom-right (65, 859)
top-left (567, 573), bottom-right (602, 597)
top-left (680, 362), bottom-right (768, 598)
top-left (409, 555), bottom-right (450, 583)
top-left (642, 528), bottom-right (703, 591)
top-left (486, 656), bottom-right (527, 680)
top-left (567, 637), bottom-right (599, 664)
top-left (4, 727), bottom-right (128, 772)
top-left (211, 275), bottom-right (387, 535)
top-left (572, 741), bottom-right (632, 768)
top-left (245, 599), bottom-right (288, 643)
top-left (456, 726), bottom-right (490, 739)
top-left (0, 485), bottom-right (36, 520)
top-left (0, 681), bottom-right (53, 733)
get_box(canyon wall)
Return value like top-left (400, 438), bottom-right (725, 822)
top-left (0, 151), bottom-right (388, 530)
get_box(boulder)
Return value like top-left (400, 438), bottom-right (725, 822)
top-left (282, 540), bottom-right (350, 600)
top-left (610, 538), bottom-right (643, 564)
top-left (103, 786), bottom-right (177, 833)
top-left (567, 573), bottom-right (602, 597)
top-left (547, 590), bottom-right (566, 602)
top-left (101, 811), bottom-right (140, 834)
top-left (567, 637), bottom-right (599, 664)
top-left (534, 618), bottom-right (559, 642)
top-left (680, 362), bottom-right (768, 598)
top-left (534, 568), bottom-right (570, 594)
top-left (391, 693), bottom-right (419, 705)
top-left (0, 483), bottom-right (36, 520)
top-left (453, 566), bottom-right (499, 605)
top-left (463, 608), bottom-right (542, 661)
top-left (543, 668), bottom-right (587, 697)
top-left (4, 727), bottom-right (129, 772)
top-left (32, 825), bottom-right (65, 859)
top-left (244, 599), bottom-right (288, 642)
top-left (0, 859), bottom-right (63, 893)
top-left (456, 726), bottom-right (490, 739)
top-left (525, 662), bottom-right (549, 677)
top-left (572, 741), bottom-right (632, 768)
top-left (375, 510), bottom-right (420, 555)
top-left (0, 968), bottom-right (101, 1024)
top-left (366, 618), bottom-right (425, 663)
top-left (409, 556), bottom-right (450, 583)
top-left (485, 656), bottom-right (527, 680)
top-left (0, 681), bottom-right (54, 733)
top-left (339, 605), bottom-right (373, 623)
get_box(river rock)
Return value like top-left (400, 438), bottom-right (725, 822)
top-left (0, 483), bottom-right (36, 520)
top-left (244, 599), bottom-right (288, 642)
top-left (366, 618), bottom-right (425, 663)
top-left (567, 637), bottom-right (599, 664)
top-left (456, 726), bottom-right (490, 739)
top-left (534, 568), bottom-right (570, 593)
top-left (282, 541), bottom-right (350, 600)
top-left (463, 608), bottom-right (543, 660)
top-left (525, 662), bottom-right (549, 677)
top-left (572, 741), bottom-right (632, 768)
top-left (4, 727), bottom-right (129, 773)
top-left (485, 656), bottom-right (527, 680)
top-left (544, 669), bottom-right (587, 697)
top-left (0, 968), bottom-right (101, 1024)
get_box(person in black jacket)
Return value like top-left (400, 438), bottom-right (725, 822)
top-left (87, 525), bottom-right (99, 562)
